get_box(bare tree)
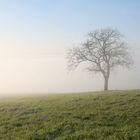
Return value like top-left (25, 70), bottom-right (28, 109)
top-left (67, 28), bottom-right (133, 90)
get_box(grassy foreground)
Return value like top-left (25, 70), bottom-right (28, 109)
top-left (0, 90), bottom-right (140, 140)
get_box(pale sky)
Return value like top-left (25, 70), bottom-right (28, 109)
top-left (0, 0), bottom-right (140, 94)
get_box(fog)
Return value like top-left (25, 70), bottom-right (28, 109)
top-left (0, 0), bottom-right (140, 95)
top-left (0, 39), bottom-right (140, 95)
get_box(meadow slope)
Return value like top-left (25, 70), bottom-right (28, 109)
top-left (0, 90), bottom-right (140, 140)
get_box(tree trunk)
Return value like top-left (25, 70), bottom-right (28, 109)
top-left (104, 77), bottom-right (109, 91)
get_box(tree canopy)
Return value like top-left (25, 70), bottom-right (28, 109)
top-left (67, 28), bottom-right (133, 90)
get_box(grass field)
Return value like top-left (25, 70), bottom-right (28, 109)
top-left (0, 90), bottom-right (140, 140)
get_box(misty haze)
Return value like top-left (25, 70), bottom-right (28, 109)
top-left (0, 0), bottom-right (140, 139)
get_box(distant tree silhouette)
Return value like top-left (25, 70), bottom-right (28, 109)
top-left (67, 28), bottom-right (133, 90)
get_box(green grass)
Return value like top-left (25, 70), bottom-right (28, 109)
top-left (0, 90), bottom-right (140, 140)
